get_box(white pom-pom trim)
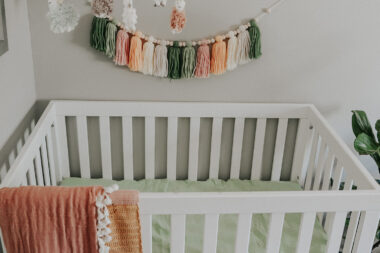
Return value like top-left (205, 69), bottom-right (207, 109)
top-left (96, 184), bottom-right (118, 253)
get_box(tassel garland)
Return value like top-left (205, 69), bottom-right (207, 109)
top-left (194, 43), bottom-right (210, 78)
top-left (153, 41), bottom-right (168, 77)
top-left (226, 31), bottom-right (238, 71)
top-left (90, 16), bottom-right (108, 52)
top-left (248, 20), bottom-right (262, 59)
top-left (181, 42), bottom-right (196, 78)
top-left (142, 36), bottom-right (155, 75)
top-left (210, 36), bottom-right (227, 75)
top-left (89, 16), bottom-right (264, 79)
top-left (237, 27), bottom-right (251, 64)
top-left (105, 22), bottom-right (117, 58)
top-left (129, 31), bottom-right (143, 72)
top-left (114, 30), bottom-right (130, 66)
top-left (168, 41), bottom-right (182, 79)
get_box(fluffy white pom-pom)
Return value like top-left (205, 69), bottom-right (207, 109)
top-left (122, 0), bottom-right (138, 32)
top-left (47, 1), bottom-right (79, 33)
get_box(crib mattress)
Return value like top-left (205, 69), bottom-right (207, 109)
top-left (61, 178), bottom-right (327, 253)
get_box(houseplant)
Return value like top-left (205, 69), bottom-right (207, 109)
top-left (351, 110), bottom-right (380, 250)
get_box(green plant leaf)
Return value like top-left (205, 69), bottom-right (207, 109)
top-left (376, 120), bottom-right (380, 143)
top-left (352, 110), bottom-right (375, 139)
top-left (354, 133), bottom-right (379, 155)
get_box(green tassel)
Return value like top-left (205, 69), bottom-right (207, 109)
top-left (168, 41), bottom-right (182, 79)
top-left (105, 22), bottom-right (117, 58)
top-left (90, 16), bottom-right (108, 52)
top-left (248, 20), bottom-right (262, 59)
top-left (181, 42), bottom-right (196, 78)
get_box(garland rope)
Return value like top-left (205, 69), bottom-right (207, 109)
top-left (89, 0), bottom-right (286, 79)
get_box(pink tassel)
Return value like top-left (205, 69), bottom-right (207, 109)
top-left (114, 30), bottom-right (130, 66)
top-left (194, 43), bottom-right (210, 78)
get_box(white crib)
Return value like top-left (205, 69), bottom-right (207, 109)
top-left (1, 100), bottom-right (380, 253)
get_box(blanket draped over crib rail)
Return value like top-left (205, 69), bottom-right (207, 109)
top-left (0, 186), bottom-right (142, 253)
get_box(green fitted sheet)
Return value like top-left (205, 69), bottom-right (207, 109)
top-left (61, 178), bottom-right (327, 253)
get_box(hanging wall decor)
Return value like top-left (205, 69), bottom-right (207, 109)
top-left (47, 0), bottom-right (79, 33)
top-left (170, 0), bottom-right (186, 34)
top-left (89, 0), bottom-right (285, 79)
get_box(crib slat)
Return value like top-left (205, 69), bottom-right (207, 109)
top-left (209, 117), bottom-right (223, 179)
top-left (0, 164), bottom-right (7, 183)
top-left (295, 212), bottom-right (316, 253)
top-left (251, 119), bottom-right (267, 180)
top-left (325, 211), bottom-right (347, 253)
top-left (99, 116), bottom-right (112, 179)
top-left (8, 151), bottom-right (15, 167)
top-left (145, 117), bottom-right (155, 179)
top-left (167, 117), bottom-right (178, 180)
top-left (76, 116), bottom-right (91, 179)
top-left (171, 214), bottom-right (186, 253)
top-left (55, 116), bottom-right (70, 178)
top-left (41, 139), bottom-right (51, 186)
top-left (26, 165), bottom-right (36, 186)
top-left (266, 213), bottom-right (285, 253)
top-left (271, 119), bottom-right (288, 181)
top-left (312, 141), bottom-right (327, 190)
top-left (230, 118), bottom-right (245, 179)
top-left (203, 214), bottom-right (219, 253)
top-left (331, 162), bottom-right (344, 190)
top-left (321, 152), bottom-right (335, 191)
top-left (304, 131), bottom-right (319, 190)
top-left (51, 124), bottom-right (63, 182)
top-left (34, 151), bottom-right (44, 186)
top-left (234, 213), bottom-right (252, 253)
top-left (324, 162), bottom-right (344, 232)
top-left (188, 117), bottom-right (200, 181)
top-left (141, 214), bottom-right (152, 253)
top-left (291, 119), bottom-right (312, 184)
top-left (342, 211), bottom-right (360, 253)
top-left (46, 129), bottom-right (57, 186)
top-left (352, 211), bottom-right (380, 253)
top-left (20, 176), bottom-right (28, 186)
top-left (122, 117), bottom-right (134, 180)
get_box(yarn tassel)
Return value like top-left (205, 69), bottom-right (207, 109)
top-left (168, 41), bottom-right (181, 79)
top-left (226, 31), bottom-right (238, 71)
top-left (129, 31), bottom-right (143, 72)
top-left (90, 16), bottom-right (108, 52)
top-left (194, 43), bottom-right (210, 78)
top-left (153, 41), bottom-right (168, 77)
top-left (210, 36), bottom-right (227, 75)
top-left (105, 22), bottom-right (117, 58)
top-left (114, 30), bottom-right (130, 66)
top-left (248, 20), bottom-right (262, 59)
top-left (142, 36), bottom-right (155, 75)
top-left (181, 42), bottom-right (196, 78)
top-left (237, 26), bottom-right (251, 64)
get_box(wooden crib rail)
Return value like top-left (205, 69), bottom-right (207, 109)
top-left (139, 190), bottom-right (380, 253)
top-left (0, 102), bottom-right (59, 187)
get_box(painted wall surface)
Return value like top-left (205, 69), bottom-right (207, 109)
top-left (28, 0), bottom-right (380, 176)
top-left (0, 0), bottom-right (36, 150)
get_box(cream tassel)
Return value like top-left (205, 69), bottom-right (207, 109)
top-left (142, 36), bottom-right (155, 75)
top-left (226, 31), bottom-right (238, 70)
top-left (237, 26), bottom-right (251, 64)
top-left (153, 40), bottom-right (168, 77)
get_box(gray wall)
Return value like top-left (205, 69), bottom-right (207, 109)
top-left (28, 0), bottom-right (380, 177)
top-left (0, 0), bottom-right (36, 156)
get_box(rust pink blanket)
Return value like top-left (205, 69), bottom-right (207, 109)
top-left (0, 186), bottom-right (102, 253)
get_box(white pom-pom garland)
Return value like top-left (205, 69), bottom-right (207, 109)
top-left (47, 0), bottom-right (79, 33)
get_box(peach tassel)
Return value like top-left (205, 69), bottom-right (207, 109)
top-left (194, 42), bottom-right (210, 78)
top-left (129, 31), bottom-right (143, 72)
top-left (210, 36), bottom-right (227, 75)
top-left (114, 30), bottom-right (130, 66)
